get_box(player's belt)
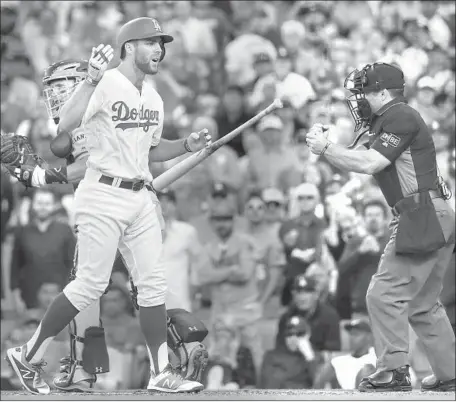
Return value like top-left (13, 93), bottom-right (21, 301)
top-left (98, 174), bottom-right (155, 193)
top-left (391, 189), bottom-right (441, 217)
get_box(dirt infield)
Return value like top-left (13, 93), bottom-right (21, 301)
top-left (1, 389), bottom-right (455, 400)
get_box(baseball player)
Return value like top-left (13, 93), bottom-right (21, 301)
top-left (306, 62), bottom-right (455, 392)
top-left (10, 58), bottom-right (209, 392)
top-left (6, 17), bottom-right (210, 394)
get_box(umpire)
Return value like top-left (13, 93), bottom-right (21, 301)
top-left (306, 62), bottom-right (455, 392)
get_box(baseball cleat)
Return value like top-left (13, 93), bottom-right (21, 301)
top-left (185, 343), bottom-right (208, 383)
top-left (421, 374), bottom-right (455, 392)
top-left (53, 357), bottom-right (96, 392)
top-left (6, 345), bottom-right (50, 395)
top-left (358, 365), bottom-right (412, 392)
top-left (147, 363), bottom-right (204, 393)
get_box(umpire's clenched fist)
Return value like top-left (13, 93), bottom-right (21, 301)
top-left (306, 123), bottom-right (330, 155)
top-left (87, 44), bottom-right (114, 85)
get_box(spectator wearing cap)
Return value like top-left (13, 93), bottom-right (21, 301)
top-left (337, 202), bottom-right (389, 319)
top-left (197, 200), bottom-right (264, 380)
top-left (215, 85), bottom-right (254, 157)
top-left (243, 191), bottom-right (285, 316)
top-left (245, 115), bottom-right (300, 191)
top-left (190, 182), bottom-right (246, 246)
top-left (246, 52), bottom-right (275, 94)
top-left (279, 183), bottom-right (326, 306)
top-left (261, 187), bottom-right (287, 233)
top-left (314, 318), bottom-right (376, 390)
top-left (156, 189), bottom-right (209, 313)
top-left (276, 275), bottom-right (341, 366)
top-left (249, 47), bottom-right (316, 111)
top-left (259, 314), bottom-right (315, 389)
top-left (409, 76), bottom-right (442, 128)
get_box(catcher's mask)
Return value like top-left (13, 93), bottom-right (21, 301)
top-left (344, 62), bottom-right (405, 132)
top-left (43, 59), bottom-right (88, 123)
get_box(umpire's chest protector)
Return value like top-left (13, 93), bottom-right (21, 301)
top-left (368, 100), bottom-right (448, 255)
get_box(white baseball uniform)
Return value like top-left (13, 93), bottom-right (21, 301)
top-left (64, 69), bottom-right (166, 311)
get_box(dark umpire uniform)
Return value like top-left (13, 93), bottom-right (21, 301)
top-left (345, 63), bottom-right (455, 391)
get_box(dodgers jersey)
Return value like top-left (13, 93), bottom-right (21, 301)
top-left (81, 69), bottom-right (164, 182)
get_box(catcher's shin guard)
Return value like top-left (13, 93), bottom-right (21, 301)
top-left (54, 320), bottom-right (97, 392)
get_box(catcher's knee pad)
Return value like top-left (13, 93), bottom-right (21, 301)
top-left (68, 319), bottom-right (110, 375)
top-left (167, 308), bottom-right (208, 349)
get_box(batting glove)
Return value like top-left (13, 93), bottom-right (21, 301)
top-left (87, 44), bottom-right (114, 85)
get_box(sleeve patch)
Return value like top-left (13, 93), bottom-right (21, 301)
top-left (380, 133), bottom-right (401, 148)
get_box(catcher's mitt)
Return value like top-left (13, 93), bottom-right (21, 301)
top-left (0, 132), bottom-right (46, 187)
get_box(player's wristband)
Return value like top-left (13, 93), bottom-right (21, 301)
top-left (183, 138), bottom-right (192, 153)
top-left (86, 77), bottom-right (99, 86)
top-left (321, 141), bottom-right (331, 156)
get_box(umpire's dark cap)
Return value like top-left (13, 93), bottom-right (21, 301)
top-left (363, 62), bottom-right (405, 92)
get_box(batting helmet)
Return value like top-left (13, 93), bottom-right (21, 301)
top-left (117, 17), bottom-right (173, 61)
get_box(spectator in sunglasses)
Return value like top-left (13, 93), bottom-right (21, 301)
top-left (261, 187), bottom-right (287, 233)
top-left (243, 191), bottom-right (285, 315)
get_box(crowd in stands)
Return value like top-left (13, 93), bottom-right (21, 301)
top-left (1, 0), bottom-right (455, 391)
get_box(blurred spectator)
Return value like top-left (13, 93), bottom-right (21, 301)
top-left (409, 76), bottom-right (442, 128)
top-left (97, 283), bottom-right (144, 390)
top-left (313, 317), bottom-right (376, 389)
top-left (215, 85), bottom-right (253, 157)
top-left (249, 48), bottom-right (316, 111)
top-left (243, 191), bottom-right (285, 316)
top-left (203, 318), bottom-right (256, 390)
top-left (276, 275), bottom-right (341, 363)
top-left (262, 187), bottom-right (287, 233)
top-left (191, 182), bottom-right (245, 245)
top-left (246, 115), bottom-right (299, 191)
top-left (24, 281), bottom-right (61, 321)
top-left (1, 171), bottom-right (14, 303)
top-left (279, 183), bottom-right (325, 306)
top-left (337, 203), bottom-right (389, 318)
top-left (9, 188), bottom-right (75, 312)
top-left (158, 189), bottom-right (208, 313)
top-left (197, 200), bottom-right (263, 380)
top-left (260, 315), bottom-right (315, 389)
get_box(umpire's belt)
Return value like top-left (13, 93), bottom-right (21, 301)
top-left (99, 174), bottom-right (155, 193)
top-left (391, 190), bottom-right (441, 217)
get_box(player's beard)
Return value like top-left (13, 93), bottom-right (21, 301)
top-left (135, 53), bottom-right (158, 76)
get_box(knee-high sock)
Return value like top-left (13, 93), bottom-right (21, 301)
top-left (26, 293), bottom-right (79, 364)
top-left (139, 304), bottom-right (168, 375)
top-left (73, 299), bottom-right (101, 362)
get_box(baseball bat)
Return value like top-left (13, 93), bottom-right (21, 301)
top-left (152, 98), bottom-right (283, 191)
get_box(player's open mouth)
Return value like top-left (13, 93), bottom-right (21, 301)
top-left (151, 58), bottom-right (159, 63)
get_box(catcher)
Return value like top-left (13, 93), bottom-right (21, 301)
top-left (1, 59), bottom-right (209, 392)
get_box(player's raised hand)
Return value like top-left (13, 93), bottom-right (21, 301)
top-left (184, 129), bottom-right (212, 152)
top-left (87, 44), bottom-right (114, 85)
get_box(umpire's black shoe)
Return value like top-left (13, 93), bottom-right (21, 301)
top-left (358, 365), bottom-right (412, 392)
top-left (421, 374), bottom-right (455, 392)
